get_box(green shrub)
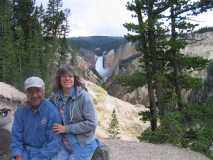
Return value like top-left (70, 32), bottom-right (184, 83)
top-left (138, 128), bottom-right (169, 144)
top-left (138, 97), bottom-right (213, 159)
top-left (108, 109), bottom-right (120, 139)
top-left (139, 112), bottom-right (185, 145)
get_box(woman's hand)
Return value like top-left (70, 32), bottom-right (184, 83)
top-left (52, 123), bottom-right (66, 134)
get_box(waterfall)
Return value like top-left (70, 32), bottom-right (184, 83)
top-left (95, 56), bottom-right (111, 80)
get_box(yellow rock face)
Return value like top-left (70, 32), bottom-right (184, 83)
top-left (85, 81), bottom-right (149, 141)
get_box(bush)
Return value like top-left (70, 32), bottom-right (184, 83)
top-left (108, 109), bottom-right (120, 139)
top-left (138, 97), bottom-right (213, 159)
top-left (139, 112), bottom-right (185, 145)
top-left (138, 128), bottom-right (169, 144)
top-left (191, 128), bottom-right (212, 152)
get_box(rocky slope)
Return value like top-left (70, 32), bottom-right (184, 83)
top-left (104, 42), bottom-right (139, 71)
top-left (84, 80), bottom-right (149, 141)
top-left (78, 48), bottom-right (97, 68)
top-left (183, 32), bottom-right (213, 59)
top-left (71, 55), bottom-right (101, 84)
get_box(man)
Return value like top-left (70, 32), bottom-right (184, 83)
top-left (10, 76), bottom-right (61, 160)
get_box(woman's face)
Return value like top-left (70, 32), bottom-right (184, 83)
top-left (60, 73), bottom-right (74, 90)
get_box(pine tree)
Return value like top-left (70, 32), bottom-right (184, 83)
top-left (167, 0), bottom-right (213, 111)
top-left (123, 0), bottom-right (171, 131)
top-left (0, 0), bottom-right (16, 84)
top-left (43, 0), bottom-right (71, 67)
top-left (0, 0), bottom-right (71, 90)
top-left (58, 8), bottom-right (70, 66)
top-left (108, 109), bottom-right (120, 139)
top-left (12, 0), bottom-right (35, 41)
top-left (43, 0), bottom-right (65, 39)
top-left (122, 0), bottom-right (213, 131)
top-left (1, 0), bottom-right (55, 89)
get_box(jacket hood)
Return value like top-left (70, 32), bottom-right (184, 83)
top-left (51, 86), bottom-right (85, 102)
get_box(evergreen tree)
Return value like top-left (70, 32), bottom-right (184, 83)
top-left (167, 0), bottom-right (213, 111)
top-left (122, 0), bottom-right (213, 157)
top-left (121, 0), bottom-right (213, 131)
top-left (11, 0), bottom-right (48, 88)
top-left (58, 8), bottom-right (70, 66)
top-left (12, 0), bottom-right (35, 40)
top-left (0, 0), bottom-right (71, 91)
top-left (123, 0), bottom-right (170, 131)
top-left (0, 0), bottom-right (16, 84)
top-left (43, 0), bottom-right (65, 39)
top-left (108, 109), bottom-right (120, 139)
top-left (43, 0), bottom-right (71, 68)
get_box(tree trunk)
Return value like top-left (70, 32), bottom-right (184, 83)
top-left (135, 0), bottom-right (158, 131)
top-left (171, 6), bottom-right (183, 111)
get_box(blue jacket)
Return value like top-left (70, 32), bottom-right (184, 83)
top-left (10, 99), bottom-right (61, 159)
top-left (49, 87), bottom-right (97, 145)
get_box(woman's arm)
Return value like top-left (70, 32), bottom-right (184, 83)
top-left (65, 92), bottom-right (97, 134)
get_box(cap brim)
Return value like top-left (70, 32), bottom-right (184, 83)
top-left (25, 84), bottom-right (44, 91)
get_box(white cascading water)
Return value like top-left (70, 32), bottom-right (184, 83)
top-left (95, 56), bottom-right (111, 80)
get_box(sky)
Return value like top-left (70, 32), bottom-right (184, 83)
top-left (37, 0), bottom-right (213, 37)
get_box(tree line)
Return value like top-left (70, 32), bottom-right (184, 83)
top-left (0, 0), bottom-right (70, 91)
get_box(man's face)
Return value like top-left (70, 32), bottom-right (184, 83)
top-left (26, 87), bottom-right (44, 108)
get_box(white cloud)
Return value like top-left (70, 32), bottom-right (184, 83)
top-left (37, 0), bottom-right (213, 37)
top-left (194, 12), bottom-right (213, 28)
top-left (66, 0), bottom-right (132, 37)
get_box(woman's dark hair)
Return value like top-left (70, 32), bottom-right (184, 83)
top-left (54, 64), bottom-right (86, 91)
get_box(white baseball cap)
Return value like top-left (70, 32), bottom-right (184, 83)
top-left (24, 76), bottom-right (45, 90)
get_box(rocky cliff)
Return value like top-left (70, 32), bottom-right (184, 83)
top-left (107, 31), bottom-right (213, 106)
top-left (71, 37), bottom-right (139, 80)
top-left (71, 55), bottom-right (101, 84)
top-left (79, 48), bottom-right (97, 68)
top-left (84, 80), bottom-right (149, 141)
top-left (104, 42), bottom-right (139, 70)
top-left (183, 32), bottom-right (213, 59)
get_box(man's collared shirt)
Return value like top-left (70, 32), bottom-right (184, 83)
top-left (11, 99), bottom-right (61, 159)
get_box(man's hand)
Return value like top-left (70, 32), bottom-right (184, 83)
top-left (15, 155), bottom-right (22, 160)
top-left (52, 123), bottom-right (66, 134)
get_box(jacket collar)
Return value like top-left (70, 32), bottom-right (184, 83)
top-left (26, 99), bottom-right (46, 114)
top-left (55, 86), bottom-right (84, 102)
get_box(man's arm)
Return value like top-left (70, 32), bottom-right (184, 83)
top-left (10, 107), bottom-right (24, 159)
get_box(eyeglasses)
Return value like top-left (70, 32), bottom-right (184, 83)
top-left (0, 108), bottom-right (11, 118)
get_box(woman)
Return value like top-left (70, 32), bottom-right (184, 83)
top-left (49, 64), bottom-right (98, 160)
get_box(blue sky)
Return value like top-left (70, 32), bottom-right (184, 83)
top-left (37, 0), bottom-right (213, 37)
